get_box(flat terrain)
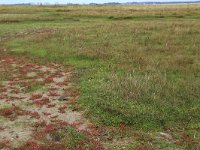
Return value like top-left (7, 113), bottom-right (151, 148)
top-left (0, 4), bottom-right (200, 149)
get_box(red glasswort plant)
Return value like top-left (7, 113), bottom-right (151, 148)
top-left (0, 140), bottom-right (11, 149)
top-left (30, 93), bottom-right (43, 100)
top-left (33, 98), bottom-right (50, 106)
top-left (33, 133), bottom-right (46, 140)
top-left (47, 103), bottom-right (56, 108)
top-left (0, 105), bottom-right (26, 121)
top-left (19, 140), bottom-right (46, 150)
top-left (27, 111), bottom-right (40, 119)
top-left (42, 112), bottom-right (51, 116)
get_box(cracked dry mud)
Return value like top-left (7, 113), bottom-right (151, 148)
top-left (0, 55), bottom-right (102, 149)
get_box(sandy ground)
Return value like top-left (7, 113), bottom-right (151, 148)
top-left (0, 56), bottom-right (101, 149)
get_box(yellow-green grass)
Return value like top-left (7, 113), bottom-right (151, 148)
top-left (0, 4), bottom-right (200, 148)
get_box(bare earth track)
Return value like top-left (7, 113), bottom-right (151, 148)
top-left (0, 51), bottom-right (103, 149)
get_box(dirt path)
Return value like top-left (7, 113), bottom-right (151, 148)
top-left (0, 52), bottom-right (103, 149)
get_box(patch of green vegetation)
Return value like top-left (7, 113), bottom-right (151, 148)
top-left (125, 142), bottom-right (140, 150)
top-left (152, 140), bottom-right (179, 149)
top-left (0, 72), bottom-right (11, 82)
top-left (0, 104), bottom-right (12, 112)
top-left (25, 83), bottom-right (45, 93)
top-left (51, 126), bottom-right (93, 149)
top-left (107, 15), bottom-right (188, 20)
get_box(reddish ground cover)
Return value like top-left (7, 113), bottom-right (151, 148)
top-left (0, 54), bottom-right (103, 149)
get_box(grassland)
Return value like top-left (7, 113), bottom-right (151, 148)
top-left (0, 4), bottom-right (200, 149)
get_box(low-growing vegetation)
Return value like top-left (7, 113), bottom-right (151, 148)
top-left (0, 4), bottom-right (200, 149)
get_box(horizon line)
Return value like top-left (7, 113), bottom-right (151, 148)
top-left (0, 0), bottom-right (200, 5)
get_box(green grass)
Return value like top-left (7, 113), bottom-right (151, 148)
top-left (0, 72), bottom-right (10, 81)
top-left (51, 126), bottom-right (98, 149)
top-left (24, 83), bottom-right (45, 93)
top-left (0, 4), bottom-right (200, 148)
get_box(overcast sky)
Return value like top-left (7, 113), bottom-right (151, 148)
top-left (0, 0), bottom-right (196, 4)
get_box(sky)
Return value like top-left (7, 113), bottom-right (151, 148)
top-left (0, 0), bottom-right (196, 4)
